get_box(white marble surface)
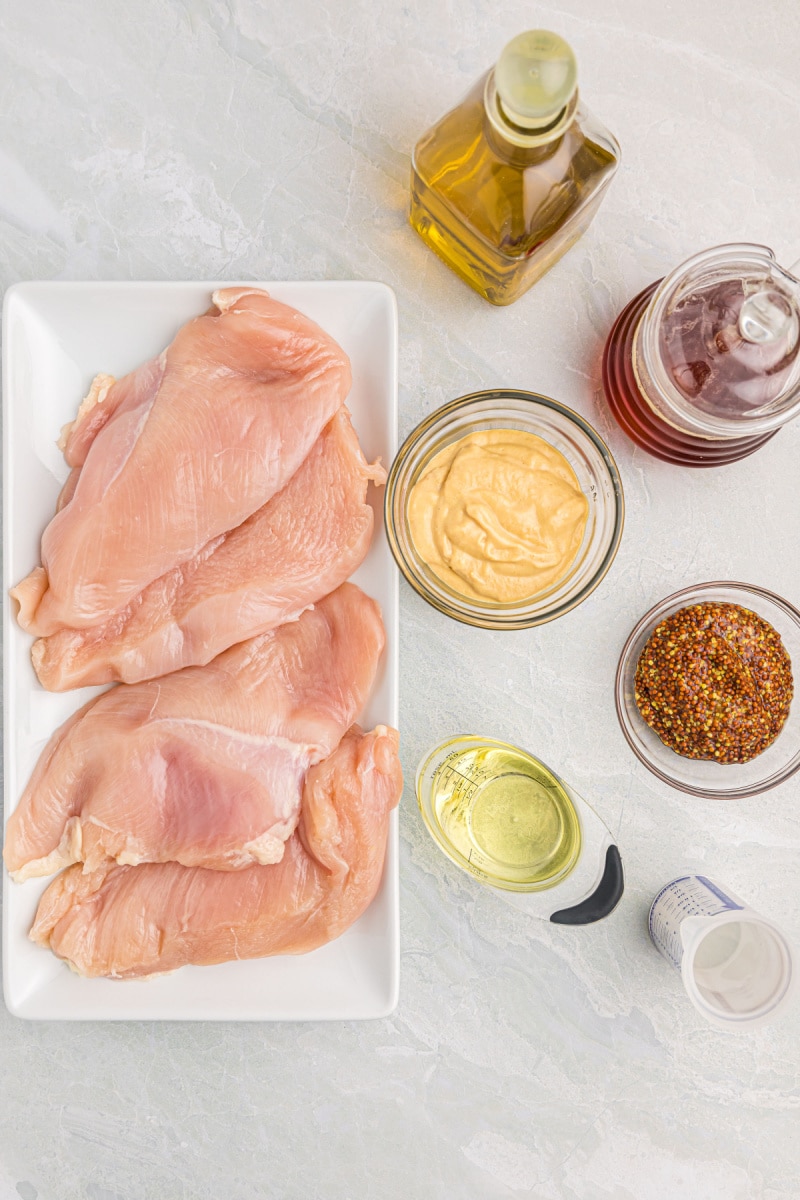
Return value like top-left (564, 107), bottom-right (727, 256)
top-left (2, 1), bottom-right (800, 1197)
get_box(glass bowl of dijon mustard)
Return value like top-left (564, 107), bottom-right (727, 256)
top-left (384, 390), bottom-right (624, 629)
top-left (615, 581), bottom-right (800, 798)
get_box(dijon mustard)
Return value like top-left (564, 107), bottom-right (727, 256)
top-left (407, 429), bottom-right (589, 604)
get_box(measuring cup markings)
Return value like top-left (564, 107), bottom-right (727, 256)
top-left (649, 875), bottom-right (744, 969)
top-left (415, 736), bottom-right (623, 920)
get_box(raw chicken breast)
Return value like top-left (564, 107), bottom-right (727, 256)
top-left (4, 585), bottom-right (384, 881)
top-left (31, 408), bottom-right (386, 690)
top-left (12, 288), bottom-right (351, 637)
top-left (30, 724), bottom-right (402, 979)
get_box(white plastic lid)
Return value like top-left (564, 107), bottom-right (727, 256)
top-left (682, 913), bottom-right (794, 1029)
top-left (494, 30), bottom-right (578, 129)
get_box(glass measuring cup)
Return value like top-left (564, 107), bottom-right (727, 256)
top-left (602, 243), bottom-right (800, 466)
top-left (416, 736), bottom-right (623, 923)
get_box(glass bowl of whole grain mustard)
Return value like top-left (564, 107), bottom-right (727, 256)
top-left (384, 390), bottom-right (624, 629)
top-left (615, 582), bottom-right (800, 798)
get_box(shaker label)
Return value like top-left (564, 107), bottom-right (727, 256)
top-left (648, 875), bottom-right (743, 969)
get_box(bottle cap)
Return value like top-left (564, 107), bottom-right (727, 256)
top-left (495, 31), bottom-right (578, 130)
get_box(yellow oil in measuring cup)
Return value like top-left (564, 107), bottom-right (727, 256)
top-left (417, 737), bottom-right (581, 890)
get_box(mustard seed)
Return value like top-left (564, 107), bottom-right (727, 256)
top-left (634, 602), bottom-right (793, 764)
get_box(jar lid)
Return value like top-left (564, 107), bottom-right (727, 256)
top-left (637, 244), bottom-right (800, 437)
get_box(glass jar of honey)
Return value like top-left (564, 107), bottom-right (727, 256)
top-left (602, 243), bottom-right (800, 467)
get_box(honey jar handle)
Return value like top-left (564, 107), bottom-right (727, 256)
top-left (737, 253), bottom-right (800, 345)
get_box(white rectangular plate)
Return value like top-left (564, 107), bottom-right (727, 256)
top-left (2, 280), bottom-right (399, 1020)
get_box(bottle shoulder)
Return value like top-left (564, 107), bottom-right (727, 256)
top-left (412, 97), bottom-right (619, 254)
top-left (413, 87), bottom-right (619, 170)
top-left (411, 77), bottom-right (488, 172)
top-left (573, 100), bottom-right (621, 164)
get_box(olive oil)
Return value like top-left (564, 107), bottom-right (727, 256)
top-left (410, 31), bottom-right (619, 306)
top-left (417, 737), bottom-right (581, 890)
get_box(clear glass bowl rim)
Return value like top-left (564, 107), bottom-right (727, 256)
top-left (384, 388), bottom-right (625, 629)
top-left (615, 580), bottom-right (800, 798)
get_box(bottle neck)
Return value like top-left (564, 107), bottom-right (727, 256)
top-left (482, 69), bottom-right (578, 162)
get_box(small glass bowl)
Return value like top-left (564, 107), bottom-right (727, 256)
top-left (384, 390), bottom-right (624, 629)
top-left (615, 582), bottom-right (800, 798)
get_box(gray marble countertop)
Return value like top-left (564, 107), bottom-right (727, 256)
top-left (2, 1), bottom-right (800, 1198)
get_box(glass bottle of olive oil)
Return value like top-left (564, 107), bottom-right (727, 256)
top-left (410, 30), bottom-right (620, 306)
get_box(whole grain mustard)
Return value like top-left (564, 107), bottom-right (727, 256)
top-left (634, 602), bottom-right (793, 763)
top-left (407, 429), bottom-right (589, 604)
